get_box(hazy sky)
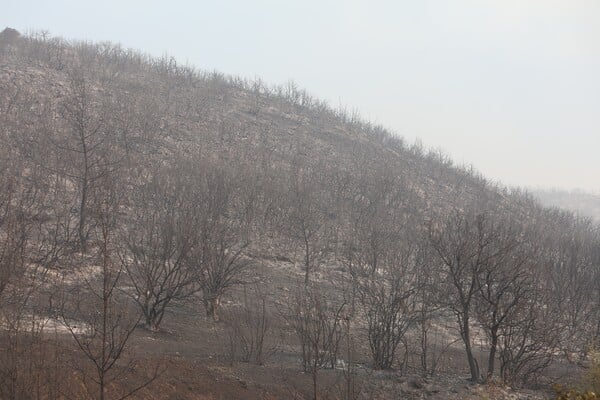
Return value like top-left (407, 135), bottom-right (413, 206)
top-left (3, 0), bottom-right (600, 191)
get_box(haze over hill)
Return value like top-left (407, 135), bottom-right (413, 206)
top-left (532, 188), bottom-right (600, 221)
top-left (3, 0), bottom-right (600, 192)
top-left (1, 28), bottom-right (599, 400)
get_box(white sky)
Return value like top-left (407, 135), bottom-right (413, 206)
top-left (3, 0), bottom-right (600, 191)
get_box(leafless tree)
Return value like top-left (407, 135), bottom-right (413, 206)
top-left (189, 162), bottom-right (249, 321)
top-left (60, 180), bottom-right (159, 400)
top-left (415, 244), bottom-right (457, 377)
top-left (287, 167), bottom-right (330, 286)
top-left (287, 284), bottom-right (346, 400)
top-left (497, 286), bottom-right (560, 386)
top-left (0, 261), bottom-right (66, 400)
top-left (545, 216), bottom-right (600, 362)
top-left (334, 312), bottom-right (374, 400)
top-left (428, 209), bottom-right (517, 382)
top-left (474, 229), bottom-right (533, 381)
top-left (0, 133), bottom-right (73, 398)
top-left (119, 168), bottom-right (198, 331)
top-left (348, 235), bottom-right (421, 371)
top-left (224, 285), bottom-right (278, 365)
top-left (52, 69), bottom-right (124, 251)
top-left (0, 185), bottom-right (28, 299)
top-left (343, 167), bottom-right (421, 371)
top-left (0, 175), bottom-right (66, 399)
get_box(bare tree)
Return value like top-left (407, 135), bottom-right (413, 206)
top-left (52, 69), bottom-right (124, 251)
top-left (348, 235), bottom-right (421, 371)
top-left (119, 168), bottom-right (198, 331)
top-left (414, 242), bottom-right (457, 377)
top-left (287, 167), bottom-right (330, 286)
top-left (0, 126), bottom-right (75, 399)
top-left (0, 262), bottom-right (66, 400)
top-left (497, 285), bottom-right (560, 386)
top-left (0, 183), bottom-right (28, 299)
top-left (60, 180), bottom-right (159, 400)
top-left (195, 226), bottom-right (248, 322)
top-left (428, 209), bottom-right (517, 382)
top-left (546, 216), bottom-right (600, 362)
top-left (344, 167), bottom-right (421, 371)
top-left (474, 229), bottom-right (533, 381)
top-left (190, 162), bottom-right (249, 321)
top-left (224, 285), bottom-right (278, 365)
top-left (287, 284), bottom-right (346, 400)
top-left (0, 165), bottom-right (67, 400)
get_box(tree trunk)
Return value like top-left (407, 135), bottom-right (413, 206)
top-left (145, 314), bottom-right (159, 332)
top-left (78, 125), bottom-right (89, 252)
top-left (78, 176), bottom-right (88, 252)
top-left (304, 236), bottom-right (310, 286)
top-left (205, 296), bottom-right (221, 322)
top-left (99, 374), bottom-right (105, 400)
top-left (420, 319), bottom-right (429, 375)
top-left (487, 327), bottom-right (499, 380)
top-left (461, 315), bottom-right (480, 382)
top-left (312, 366), bottom-right (318, 400)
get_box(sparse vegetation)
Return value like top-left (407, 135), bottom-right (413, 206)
top-left (0, 28), bottom-right (598, 399)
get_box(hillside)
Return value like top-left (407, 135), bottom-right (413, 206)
top-left (1, 29), bottom-right (599, 400)
top-left (533, 188), bottom-right (600, 221)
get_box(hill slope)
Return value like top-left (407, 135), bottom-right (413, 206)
top-left (1, 29), bottom-right (599, 399)
top-left (533, 188), bottom-right (600, 221)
